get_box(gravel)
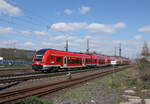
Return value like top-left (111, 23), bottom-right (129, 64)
top-left (40, 75), bottom-right (121, 104)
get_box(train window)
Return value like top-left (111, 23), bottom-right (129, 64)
top-left (34, 49), bottom-right (48, 61)
top-left (36, 49), bottom-right (47, 55)
top-left (68, 59), bottom-right (71, 64)
top-left (76, 60), bottom-right (79, 64)
top-left (34, 55), bottom-right (43, 61)
top-left (95, 59), bottom-right (97, 63)
top-left (86, 59), bottom-right (91, 63)
top-left (51, 56), bottom-right (53, 59)
top-left (72, 60), bottom-right (75, 64)
top-left (86, 59), bottom-right (88, 62)
top-left (56, 57), bottom-right (62, 62)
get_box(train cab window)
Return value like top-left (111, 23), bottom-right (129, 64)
top-left (56, 57), bottom-right (62, 62)
top-left (34, 49), bottom-right (47, 61)
top-left (34, 55), bottom-right (43, 61)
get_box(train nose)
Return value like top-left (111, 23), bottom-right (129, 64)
top-left (35, 61), bottom-right (40, 64)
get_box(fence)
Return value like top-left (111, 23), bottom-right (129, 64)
top-left (0, 60), bottom-right (32, 65)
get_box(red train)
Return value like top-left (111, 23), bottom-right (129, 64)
top-left (32, 49), bottom-right (130, 71)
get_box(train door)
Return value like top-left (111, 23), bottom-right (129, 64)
top-left (63, 56), bottom-right (67, 67)
top-left (82, 58), bottom-right (85, 66)
top-left (97, 59), bottom-right (99, 66)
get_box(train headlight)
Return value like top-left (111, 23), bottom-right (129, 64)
top-left (51, 61), bottom-right (54, 63)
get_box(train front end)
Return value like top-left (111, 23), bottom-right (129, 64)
top-left (32, 49), bottom-right (48, 71)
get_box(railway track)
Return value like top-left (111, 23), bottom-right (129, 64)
top-left (0, 65), bottom-right (131, 84)
top-left (0, 68), bottom-right (31, 72)
top-left (0, 65), bottom-right (127, 84)
top-left (0, 65), bottom-right (132, 104)
top-left (0, 72), bottom-right (41, 78)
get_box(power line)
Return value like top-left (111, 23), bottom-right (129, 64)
top-left (0, 16), bottom-right (47, 29)
top-left (0, 18), bottom-right (39, 30)
top-left (6, 0), bottom-right (50, 24)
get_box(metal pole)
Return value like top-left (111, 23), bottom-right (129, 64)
top-left (113, 64), bottom-right (115, 73)
top-left (114, 47), bottom-right (116, 56)
top-left (65, 40), bottom-right (68, 52)
top-left (119, 43), bottom-right (122, 57)
top-left (113, 64), bottom-right (115, 77)
top-left (86, 39), bottom-right (89, 53)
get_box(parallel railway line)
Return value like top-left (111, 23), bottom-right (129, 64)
top-left (0, 65), bottom-right (131, 84)
top-left (0, 65), bottom-right (126, 84)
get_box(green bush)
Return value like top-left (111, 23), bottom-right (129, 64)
top-left (136, 58), bottom-right (150, 83)
top-left (21, 96), bottom-right (53, 104)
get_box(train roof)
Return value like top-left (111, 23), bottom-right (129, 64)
top-left (37, 48), bottom-right (90, 57)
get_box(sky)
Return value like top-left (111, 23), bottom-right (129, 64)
top-left (0, 0), bottom-right (150, 58)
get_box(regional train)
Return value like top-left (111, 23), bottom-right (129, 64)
top-left (32, 49), bottom-right (130, 71)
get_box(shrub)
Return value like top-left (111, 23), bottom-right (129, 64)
top-left (136, 58), bottom-right (150, 83)
top-left (21, 96), bottom-right (53, 104)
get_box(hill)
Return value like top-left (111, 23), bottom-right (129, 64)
top-left (0, 48), bottom-right (35, 61)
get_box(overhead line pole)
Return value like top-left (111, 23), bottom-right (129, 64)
top-left (65, 40), bottom-right (68, 52)
top-left (119, 43), bottom-right (122, 57)
top-left (86, 39), bottom-right (90, 54)
top-left (114, 47), bottom-right (116, 56)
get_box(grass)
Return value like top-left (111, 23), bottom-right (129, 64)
top-left (105, 68), bottom-right (138, 89)
top-left (61, 67), bottom-right (150, 103)
top-left (61, 67), bottom-right (136, 103)
top-left (21, 96), bottom-right (53, 104)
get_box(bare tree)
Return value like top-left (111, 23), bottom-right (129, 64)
top-left (141, 41), bottom-right (149, 56)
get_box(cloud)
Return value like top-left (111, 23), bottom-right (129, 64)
top-left (53, 35), bottom-right (76, 41)
top-left (86, 22), bottom-right (126, 34)
top-left (79, 6), bottom-right (91, 14)
top-left (139, 25), bottom-right (150, 33)
top-left (21, 30), bottom-right (48, 35)
top-left (114, 22), bottom-right (126, 29)
top-left (33, 31), bottom-right (48, 35)
top-left (64, 9), bottom-right (73, 15)
top-left (0, 26), bottom-right (16, 34)
top-left (49, 22), bottom-right (126, 34)
top-left (50, 22), bottom-right (87, 32)
top-left (24, 42), bottom-right (35, 46)
top-left (132, 35), bottom-right (142, 40)
top-left (0, 0), bottom-right (22, 16)
top-left (41, 42), bottom-right (65, 47)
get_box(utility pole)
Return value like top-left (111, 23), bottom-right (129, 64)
top-left (65, 40), bottom-right (68, 52)
top-left (86, 39), bottom-right (89, 53)
top-left (114, 47), bottom-right (116, 56)
top-left (119, 43), bottom-right (122, 57)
